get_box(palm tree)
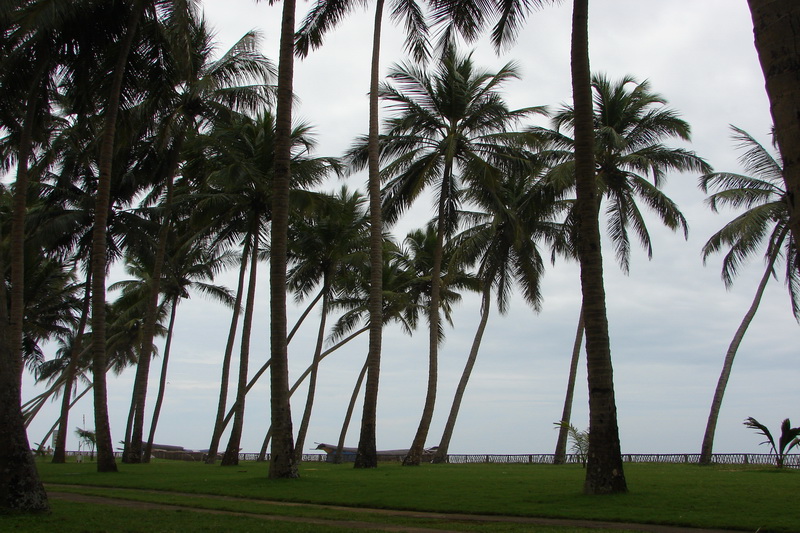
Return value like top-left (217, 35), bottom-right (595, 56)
top-left (296, 0), bottom-right (428, 469)
top-left (568, 0), bottom-right (625, 494)
top-left (747, 1), bottom-right (800, 260)
top-left (431, 156), bottom-right (562, 463)
top-left (544, 73), bottom-right (710, 464)
top-left (356, 46), bottom-right (540, 465)
top-left (698, 126), bottom-right (797, 465)
top-left (187, 110), bottom-right (337, 465)
top-left (123, 15), bottom-right (275, 464)
top-left (288, 186), bottom-right (370, 461)
top-left (743, 417), bottom-right (800, 468)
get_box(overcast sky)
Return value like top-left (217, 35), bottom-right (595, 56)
top-left (24, 0), bottom-right (799, 458)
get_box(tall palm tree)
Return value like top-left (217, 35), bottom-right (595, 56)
top-left (543, 73), bottom-right (711, 463)
top-left (288, 186), bottom-right (370, 461)
top-left (187, 110), bottom-right (336, 464)
top-left (698, 126), bottom-right (797, 464)
top-left (356, 46), bottom-right (540, 465)
top-left (747, 1), bottom-right (800, 261)
top-left (123, 15), bottom-right (274, 464)
top-left (568, 0), bottom-right (625, 494)
top-left (296, 0), bottom-right (428, 469)
top-left (431, 157), bottom-right (562, 463)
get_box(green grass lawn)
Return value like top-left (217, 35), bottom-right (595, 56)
top-left (4, 459), bottom-right (798, 532)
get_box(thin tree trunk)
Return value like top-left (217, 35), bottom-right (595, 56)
top-left (337, 357), bottom-right (369, 463)
top-left (554, 307), bottom-right (584, 464)
top-left (205, 241), bottom-right (249, 464)
top-left (256, 326), bottom-right (370, 461)
top-left (404, 165), bottom-right (450, 466)
top-left (127, 154), bottom-right (179, 464)
top-left (355, 0), bottom-right (385, 470)
top-left (293, 287), bottom-right (330, 462)
top-left (747, 1), bottom-right (800, 264)
top-left (53, 275), bottom-right (92, 463)
top-left (699, 232), bottom-right (785, 464)
top-left (570, 0), bottom-right (626, 495)
top-left (432, 284), bottom-right (492, 463)
top-left (268, 0), bottom-right (299, 479)
top-left (91, 0), bottom-right (146, 474)
top-left (222, 232), bottom-right (259, 466)
top-left (144, 297), bottom-right (179, 458)
top-left (39, 384), bottom-right (94, 457)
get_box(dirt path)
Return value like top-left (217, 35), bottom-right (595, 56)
top-left (46, 485), bottom-right (742, 533)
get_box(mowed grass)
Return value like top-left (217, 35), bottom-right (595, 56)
top-left (8, 459), bottom-right (800, 532)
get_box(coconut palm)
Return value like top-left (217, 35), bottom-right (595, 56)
top-left (123, 14), bottom-right (275, 464)
top-left (431, 155), bottom-right (563, 463)
top-left (287, 186), bottom-right (370, 461)
top-left (568, 0), bottom-right (624, 494)
top-left (295, 0), bottom-right (429, 468)
top-left (545, 74), bottom-right (710, 466)
top-left (697, 126), bottom-right (797, 465)
top-left (186, 109), bottom-right (337, 465)
top-left (352, 45), bottom-right (540, 465)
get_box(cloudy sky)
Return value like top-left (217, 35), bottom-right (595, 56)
top-left (24, 0), bottom-right (799, 458)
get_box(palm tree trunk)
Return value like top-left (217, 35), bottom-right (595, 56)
top-left (293, 286), bottom-right (331, 462)
top-left (127, 153), bottom-right (179, 464)
top-left (337, 357), bottom-right (369, 463)
top-left (39, 384), bottom-right (94, 457)
top-left (268, 0), bottom-right (299, 479)
top-left (699, 231), bottom-right (785, 464)
top-left (222, 232), bottom-right (259, 466)
top-left (570, 0), bottom-right (626, 494)
top-left (432, 284), bottom-right (492, 463)
top-left (404, 166), bottom-right (450, 467)
top-left (144, 297), bottom-right (179, 458)
top-left (0, 203), bottom-right (49, 511)
top-left (91, 0), bottom-right (146, 474)
top-left (205, 241), bottom-right (249, 464)
top-left (554, 307), bottom-right (584, 464)
top-left (355, 0), bottom-right (385, 470)
top-left (747, 1), bottom-right (800, 263)
top-left (256, 326), bottom-right (370, 461)
top-left (53, 275), bottom-right (92, 463)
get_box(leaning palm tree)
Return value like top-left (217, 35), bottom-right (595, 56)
top-left (287, 186), bottom-right (370, 462)
top-left (431, 156), bottom-right (563, 463)
top-left (698, 126), bottom-right (797, 465)
top-left (352, 45), bottom-right (542, 465)
top-left (542, 73), bottom-right (710, 466)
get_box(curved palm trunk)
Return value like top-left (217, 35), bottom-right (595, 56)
top-left (38, 383), bottom-right (94, 456)
top-left (214, 288), bottom-right (326, 454)
top-left (570, 0), bottom-right (626, 494)
top-left (53, 276), bottom-right (92, 463)
top-left (222, 233), bottom-right (260, 466)
top-left (144, 297), bottom-right (179, 458)
top-left (554, 307), bottom-right (584, 464)
top-left (432, 284), bottom-right (492, 463)
top-left (293, 287), bottom-right (331, 462)
top-left (256, 326), bottom-right (370, 461)
top-left (355, 0), bottom-right (385, 470)
top-left (127, 153), bottom-right (179, 464)
top-left (268, 0), bottom-right (299, 479)
top-left (404, 167), bottom-right (450, 466)
top-left (91, 0), bottom-right (146, 474)
top-left (699, 233), bottom-right (784, 464)
top-left (337, 357), bottom-right (369, 463)
top-left (748, 1), bottom-right (800, 262)
top-left (205, 241), bottom-right (249, 464)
